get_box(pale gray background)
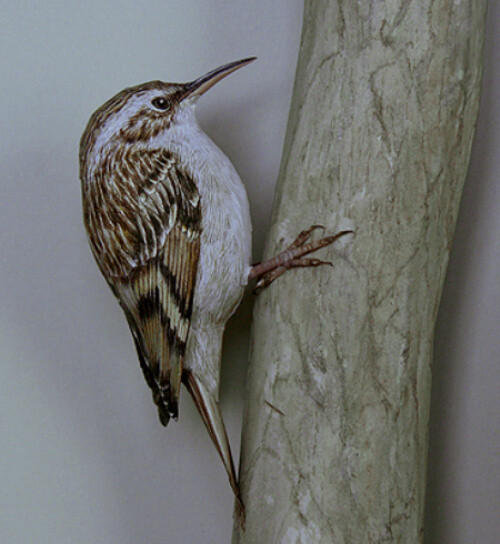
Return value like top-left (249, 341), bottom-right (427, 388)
top-left (0, 2), bottom-right (497, 543)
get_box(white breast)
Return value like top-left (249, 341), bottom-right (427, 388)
top-left (157, 105), bottom-right (252, 324)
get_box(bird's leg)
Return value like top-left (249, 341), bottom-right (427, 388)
top-left (249, 226), bottom-right (353, 294)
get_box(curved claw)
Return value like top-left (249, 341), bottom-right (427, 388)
top-left (292, 258), bottom-right (334, 267)
top-left (250, 226), bottom-right (354, 293)
top-left (290, 224), bottom-right (325, 250)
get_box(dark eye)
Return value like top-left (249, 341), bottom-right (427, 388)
top-left (151, 96), bottom-right (170, 110)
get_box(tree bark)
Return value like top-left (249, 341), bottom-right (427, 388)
top-left (233, 1), bottom-right (486, 543)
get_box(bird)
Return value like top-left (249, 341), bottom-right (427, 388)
top-left (79, 57), bottom-right (351, 514)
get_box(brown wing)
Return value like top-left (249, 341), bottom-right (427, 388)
top-left (82, 147), bottom-right (201, 424)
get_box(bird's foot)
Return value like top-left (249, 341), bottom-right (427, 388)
top-left (249, 225), bottom-right (353, 294)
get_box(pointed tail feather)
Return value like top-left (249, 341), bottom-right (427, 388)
top-left (121, 305), bottom-right (174, 425)
top-left (183, 371), bottom-right (245, 518)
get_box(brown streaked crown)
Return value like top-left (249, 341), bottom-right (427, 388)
top-left (79, 81), bottom-right (183, 180)
top-left (79, 58), bottom-right (256, 182)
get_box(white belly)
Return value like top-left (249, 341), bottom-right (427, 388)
top-left (186, 164), bottom-right (251, 393)
top-left (163, 120), bottom-right (252, 323)
top-left (159, 117), bottom-right (252, 324)
top-left (192, 150), bottom-right (252, 324)
top-left (156, 109), bottom-right (252, 392)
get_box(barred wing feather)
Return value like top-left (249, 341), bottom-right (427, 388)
top-left (83, 147), bottom-right (201, 423)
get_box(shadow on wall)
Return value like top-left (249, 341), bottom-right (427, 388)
top-left (425, 5), bottom-right (497, 543)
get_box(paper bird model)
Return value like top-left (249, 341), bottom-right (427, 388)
top-left (80, 57), bottom-right (350, 511)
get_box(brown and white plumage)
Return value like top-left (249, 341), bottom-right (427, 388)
top-left (83, 145), bottom-right (201, 421)
top-left (80, 59), bottom-right (256, 509)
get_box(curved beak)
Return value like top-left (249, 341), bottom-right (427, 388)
top-left (181, 57), bottom-right (256, 101)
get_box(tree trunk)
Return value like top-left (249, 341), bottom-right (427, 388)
top-left (233, 1), bottom-right (487, 543)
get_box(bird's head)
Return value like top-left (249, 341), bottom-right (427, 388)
top-left (80, 57), bottom-right (256, 177)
